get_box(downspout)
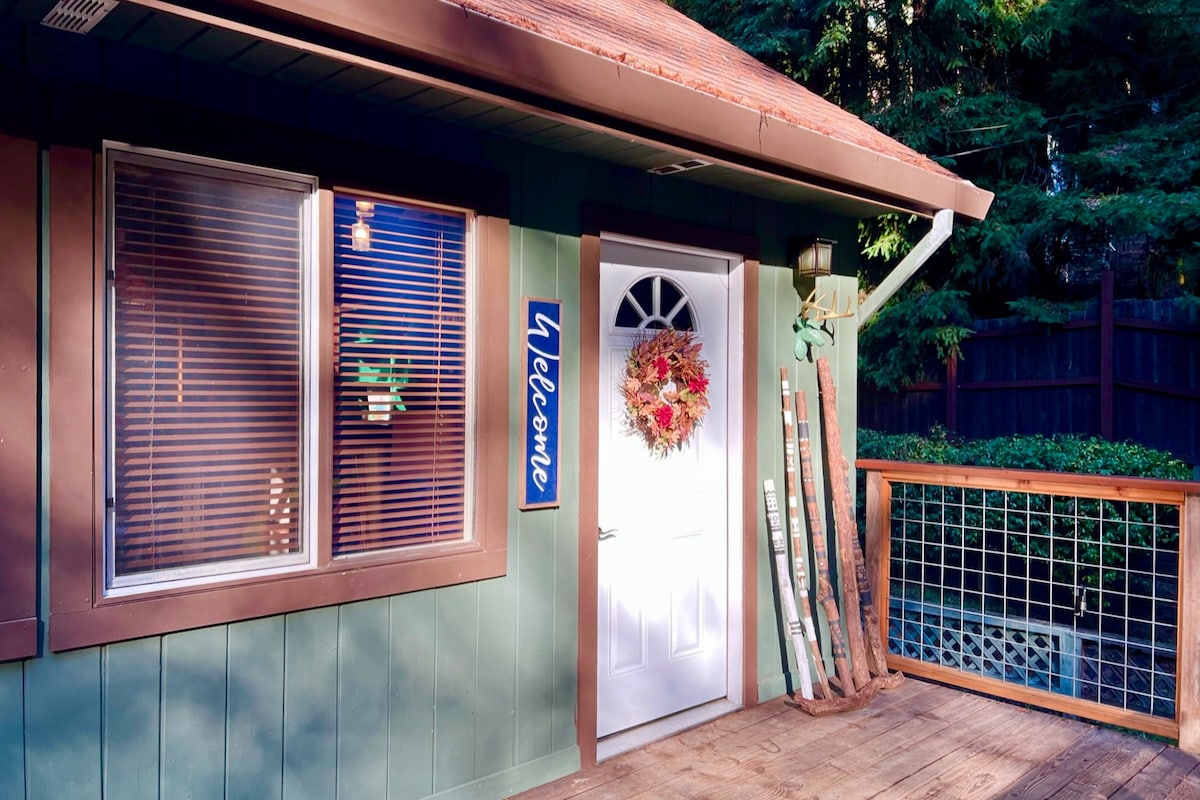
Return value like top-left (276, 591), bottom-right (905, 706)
top-left (856, 208), bottom-right (954, 327)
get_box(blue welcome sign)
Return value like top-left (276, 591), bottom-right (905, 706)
top-left (520, 297), bottom-right (562, 509)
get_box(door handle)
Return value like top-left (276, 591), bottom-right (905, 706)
top-left (599, 527), bottom-right (618, 541)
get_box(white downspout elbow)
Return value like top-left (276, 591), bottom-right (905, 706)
top-left (857, 208), bottom-right (955, 328)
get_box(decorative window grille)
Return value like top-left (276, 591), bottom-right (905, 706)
top-left (614, 274), bottom-right (696, 330)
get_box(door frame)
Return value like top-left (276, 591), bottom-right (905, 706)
top-left (578, 206), bottom-right (760, 767)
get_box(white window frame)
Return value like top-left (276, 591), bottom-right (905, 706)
top-left (327, 189), bottom-right (480, 559)
top-left (102, 142), bottom-right (321, 595)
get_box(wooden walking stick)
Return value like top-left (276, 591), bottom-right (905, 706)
top-left (815, 358), bottom-right (871, 691)
top-left (780, 368), bottom-right (830, 698)
top-left (850, 521), bottom-right (890, 677)
top-left (763, 480), bottom-right (814, 700)
top-left (795, 387), bottom-right (856, 697)
top-left (816, 357), bottom-right (891, 680)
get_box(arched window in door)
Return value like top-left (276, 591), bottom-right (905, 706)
top-left (613, 274), bottom-right (696, 331)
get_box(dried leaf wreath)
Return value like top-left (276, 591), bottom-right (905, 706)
top-left (622, 328), bottom-right (710, 455)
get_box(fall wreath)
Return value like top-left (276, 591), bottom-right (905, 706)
top-left (622, 328), bottom-right (711, 455)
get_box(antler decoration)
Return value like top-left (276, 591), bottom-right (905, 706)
top-left (794, 289), bottom-right (855, 362)
top-left (800, 288), bottom-right (855, 324)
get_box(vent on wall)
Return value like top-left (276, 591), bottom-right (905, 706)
top-left (647, 159), bottom-right (712, 176)
top-left (41, 0), bottom-right (119, 35)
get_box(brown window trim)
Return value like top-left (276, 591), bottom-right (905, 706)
top-left (0, 134), bottom-right (39, 662)
top-left (48, 145), bottom-right (510, 651)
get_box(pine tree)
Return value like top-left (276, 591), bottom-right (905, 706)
top-left (669, 0), bottom-right (1200, 307)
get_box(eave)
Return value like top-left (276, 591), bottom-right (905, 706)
top-left (130, 0), bottom-right (993, 222)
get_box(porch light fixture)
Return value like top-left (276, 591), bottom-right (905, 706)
top-left (351, 200), bottom-right (375, 252)
top-left (794, 236), bottom-right (836, 278)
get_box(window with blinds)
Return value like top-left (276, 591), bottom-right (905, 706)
top-left (54, 141), bottom-right (504, 643)
top-left (106, 149), bottom-right (314, 588)
top-left (332, 193), bottom-right (472, 556)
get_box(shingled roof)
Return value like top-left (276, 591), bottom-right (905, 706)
top-left (454, 0), bottom-right (950, 177)
top-left (209, 0), bottom-right (995, 219)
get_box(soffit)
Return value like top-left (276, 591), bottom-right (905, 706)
top-left (5, 0), bottom-right (950, 218)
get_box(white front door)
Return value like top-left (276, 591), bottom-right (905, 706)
top-left (597, 239), bottom-right (733, 738)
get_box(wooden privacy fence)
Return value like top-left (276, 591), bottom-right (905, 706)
top-left (860, 272), bottom-right (1200, 466)
top-left (859, 458), bottom-right (1200, 751)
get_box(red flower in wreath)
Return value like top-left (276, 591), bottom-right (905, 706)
top-left (655, 405), bottom-right (674, 428)
top-left (622, 328), bottom-right (711, 455)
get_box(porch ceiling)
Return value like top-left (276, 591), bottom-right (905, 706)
top-left (7, 0), bottom-right (945, 220)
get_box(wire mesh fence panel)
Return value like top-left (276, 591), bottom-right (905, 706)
top-left (887, 480), bottom-right (1179, 722)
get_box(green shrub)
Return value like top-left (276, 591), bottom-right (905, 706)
top-left (858, 425), bottom-right (1192, 479)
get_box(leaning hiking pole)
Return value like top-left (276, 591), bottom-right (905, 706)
top-left (815, 358), bottom-right (871, 691)
top-left (780, 368), bottom-right (831, 698)
top-left (816, 357), bottom-right (891, 680)
top-left (850, 519), bottom-right (890, 677)
top-left (763, 479), bottom-right (814, 700)
top-left (795, 387), bottom-right (855, 697)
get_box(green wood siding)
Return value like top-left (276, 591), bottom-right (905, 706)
top-left (432, 585), bottom-right (479, 793)
top-left (282, 607), bottom-right (339, 799)
top-left (387, 594), bottom-right (437, 800)
top-left (103, 638), bottom-right (162, 800)
top-left (162, 627), bottom-right (228, 798)
top-left (337, 599), bottom-right (391, 798)
top-left (227, 618), bottom-right (286, 800)
top-left (25, 650), bottom-right (102, 797)
top-left (0, 662), bottom-right (25, 798)
top-left (0, 21), bottom-right (868, 797)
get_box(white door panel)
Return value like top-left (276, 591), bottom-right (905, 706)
top-left (597, 242), bottom-right (732, 738)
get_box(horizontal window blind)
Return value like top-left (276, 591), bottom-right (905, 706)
top-left (110, 155), bottom-right (307, 580)
top-left (332, 193), bottom-right (469, 556)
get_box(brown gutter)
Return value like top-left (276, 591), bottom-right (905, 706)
top-left (144, 0), bottom-right (993, 220)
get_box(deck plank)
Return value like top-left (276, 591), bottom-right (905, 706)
top-left (996, 727), bottom-right (1163, 799)
top-left (1163, 764), bottom-right (1200, 800)
top-left (814, 699), bottom-right (1069, 799)
top-left (626, 687), bottom-right (976, 800)
top-left (734, 693), bottom-right (998, 799)
top-left (883, 707), bottom-right (1085, 799)
top-left (1112, 747), bottom-right (1200, 800)
top-left (509, 680), bottom-right (1200, 800)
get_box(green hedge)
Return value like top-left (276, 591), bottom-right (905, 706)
top-left (858, 426), bottom-right (1193, 479)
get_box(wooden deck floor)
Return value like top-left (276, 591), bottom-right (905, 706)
top-left (511, 678), bottom-right (1200, 799)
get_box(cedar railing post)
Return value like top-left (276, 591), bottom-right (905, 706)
top-left (1179, 492), bottom-right (1200, 754)
top-left (864, 469), bottom-right (892, 669)
top-left (1099, 270), bottom-right (1114, 440)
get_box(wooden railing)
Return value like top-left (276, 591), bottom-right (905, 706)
top-left (858, 459), bottom-right (1200, 752)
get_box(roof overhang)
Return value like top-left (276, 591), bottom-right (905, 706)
top-left (126, 0), bottom-right (992, 222)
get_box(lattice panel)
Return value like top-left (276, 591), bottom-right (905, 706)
top-left (890, 601), bottom-right (1061, 692)
top-left (1077, 638), bottom-right (1177, 718)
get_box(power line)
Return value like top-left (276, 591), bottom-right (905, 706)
top-left (933, 77), bottom-right (1200, 160)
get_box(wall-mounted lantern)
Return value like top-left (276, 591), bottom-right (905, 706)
top-left (793, 236), bottom-right (836, 279)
